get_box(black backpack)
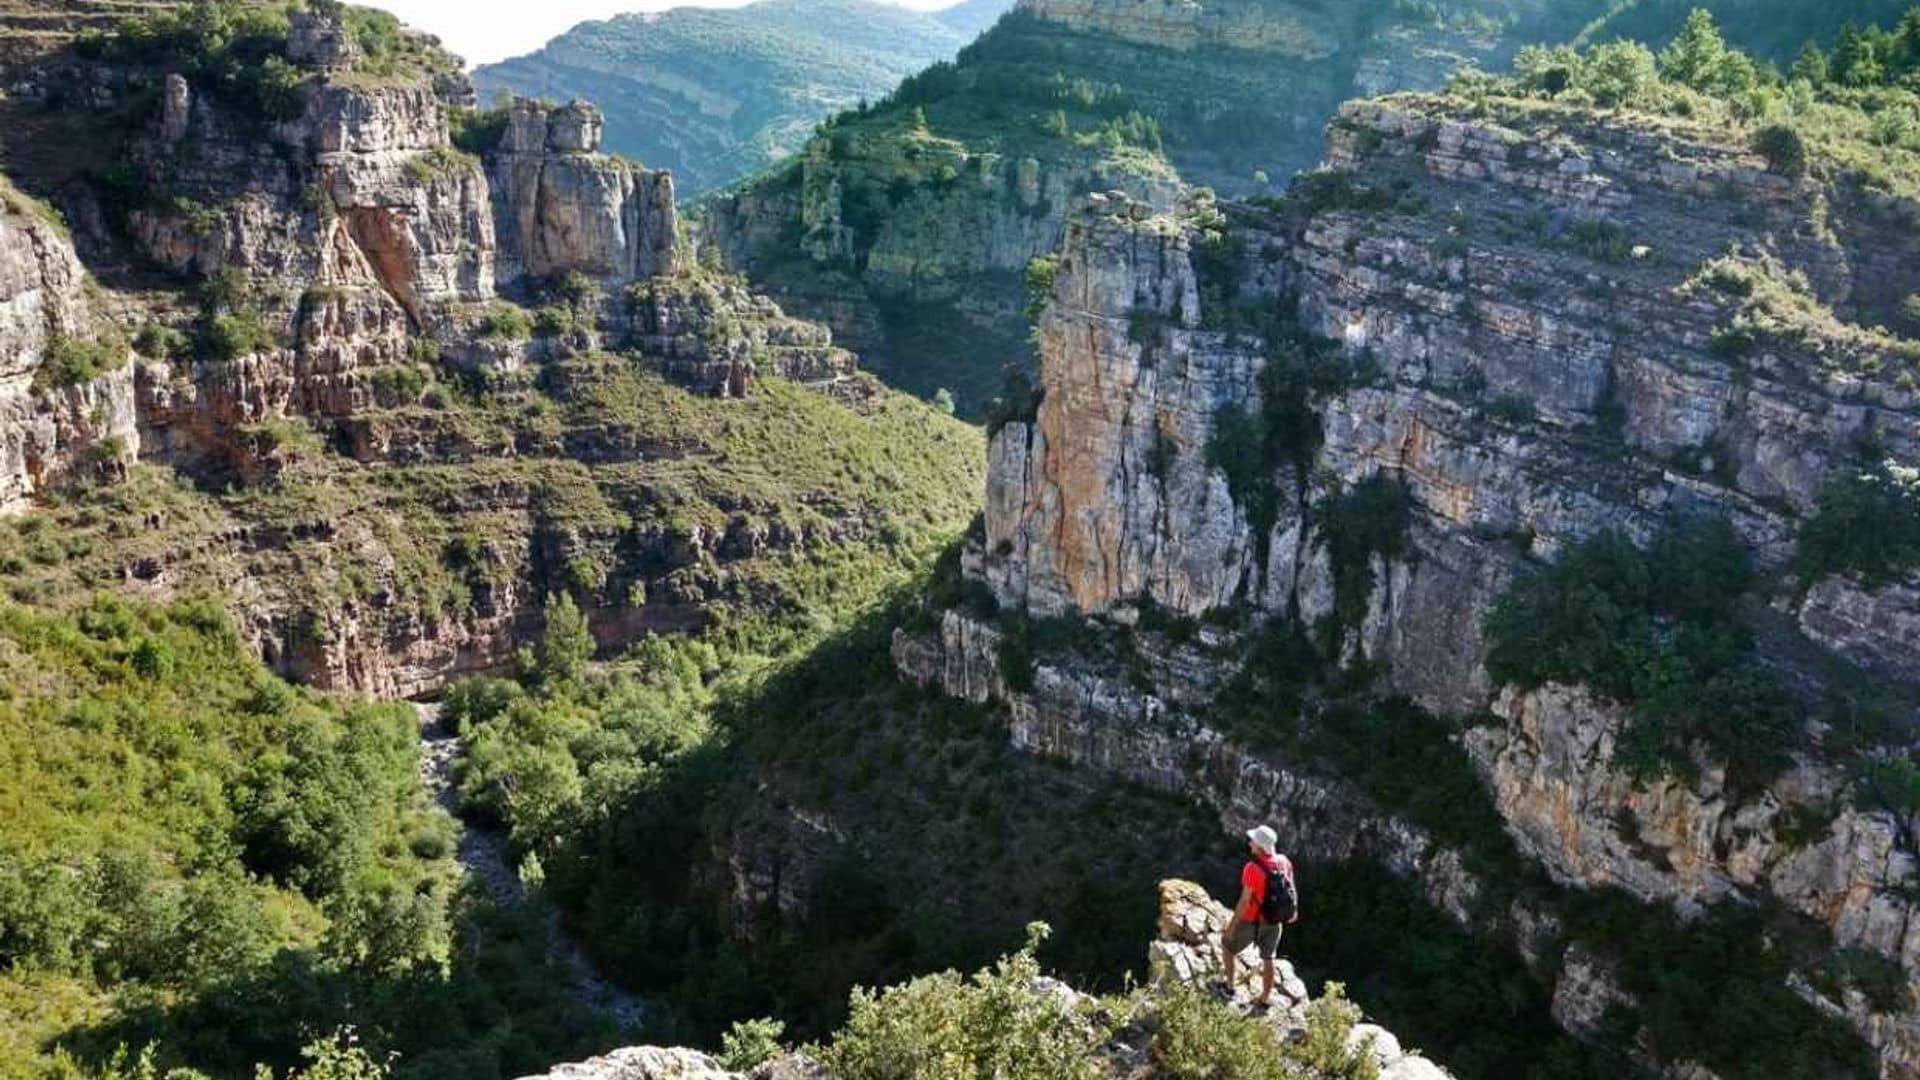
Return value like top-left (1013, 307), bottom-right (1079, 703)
top-left (1257, 860), bottom-right (1298, 924)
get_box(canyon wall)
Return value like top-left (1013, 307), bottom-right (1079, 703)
top-left (0, 10), bottom-right (954, 700)
top-left (898, 91), bottom-right (1920, 1075)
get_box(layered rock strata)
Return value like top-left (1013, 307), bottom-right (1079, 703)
top-left (899, 92), bottom-right (1920, 1074)
top-left (0, 11), bottom-right (913, 698)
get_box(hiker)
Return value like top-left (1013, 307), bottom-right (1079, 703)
top-left (1219, 824), bottom-right (1298, 1007)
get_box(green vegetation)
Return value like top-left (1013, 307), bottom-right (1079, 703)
top-left (817, 923), bottom-right (1106, 1080)
top-left (1485, 7), bottom-right (1920, 204)
top-left (1575, 0), bottom-right (1918, 63)
top-left (1752, 121), bottom-right (1810, 175)
top-left (80, 1), bottom-right (308, 120)
top-left (1557, 886), bottom-right (1880, 1076)
top-left (1485, 518), bottom-right (1800, 791)
top-left (34, 332), bottom-right (126, 391)
top-left (1797, 456), bottom-right (1920, 586)
top-left (78, 0), bottom-right (461, 119)
top-left (0, 596), bottom-right (611, 1078)
top-left (490, 588), bottom-right (1224, 1045)
top-left (1679, 253), bottom-right (1920, 378)
top-left (1316, 476), bottom-right (1414, 643)
top-left (1206, 328), bottom-right (1367, 561)
top-left (476, 302), bottom-right (533, 341)
top-left (197, 267), bottom-right (275, 362)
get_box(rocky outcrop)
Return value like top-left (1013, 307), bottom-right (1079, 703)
top-left (0, 9), bottom-right (972, 702)
top-left (902, 91), bottom-right (1920, 1074)
top-left (517, 1047), bottom-right (819, 1080)
top-left (627, 269), bottom-right (856, 397)
top-left (490, 99), bottom-right (679, 289)
top-left (524, 878), bottom-right (1445, 1080)
top-left (0, 197), bottom-right (135, 514)
top-left (1151, 879), bottom-right (1451, 1080)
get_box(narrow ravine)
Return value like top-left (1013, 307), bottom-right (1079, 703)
top-left (414, 703), bottom-right (648, 1031)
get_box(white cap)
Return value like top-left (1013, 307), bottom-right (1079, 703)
top-left (1247, 825), bottom-right (1278, 854)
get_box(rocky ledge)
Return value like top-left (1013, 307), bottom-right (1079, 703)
top-left (519, 878), bottom-right (1446, 1080)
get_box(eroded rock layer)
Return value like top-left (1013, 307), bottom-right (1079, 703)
top-left (899, 90), bottom-right (1920, 1075)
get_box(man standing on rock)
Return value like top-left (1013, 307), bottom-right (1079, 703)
top-left (1220, 824), bottom-right (1298, 1008)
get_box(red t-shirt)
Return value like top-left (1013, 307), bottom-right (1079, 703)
top-left (1240, 853), bottom-right (1293, 922)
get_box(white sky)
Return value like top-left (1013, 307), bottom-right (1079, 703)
top-left (381, 0), bottom-right (956, 66)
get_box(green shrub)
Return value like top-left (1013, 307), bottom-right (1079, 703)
top-left (1485, 394), bottom-right (1537, 425)
top-left (1023, 254), bottom-right (1060, 320)
top-left (134, 324), bottom-right (191, 361)
top-left (34, 332), bottom-right (126, 390)
top-left (534, 305), bottom-right (578, 337)
top-left (1152, 982), bottom-right (1291, 1080)
top-left (1485, 518), bottom-right (1798, 790)
top-left (1566, 218), bottom-right (1633, 263)
top-left (719, 1017), bottom-right (787, 1071)
top-left (447, 101), bottom-right (510, 154)
top-left (205, 310), bottom-right (274, 360)
top-left (817, 923), bottom-right (1109, 1080)
top-left (1153, 981), bottom-right (1380, 1080)
top-left (477, 302), bottom-right (532, 341)
top-left (367, 364), bottom-right (427, 405)
top-left (1317, 475), bottom-right (1413, 640)
top-left (535, 591), bottom-right (595, 686)
top-left (1796, 462), bottom-right (1920, 587)
top-left (1752, 124), bottom-right (1811, 178)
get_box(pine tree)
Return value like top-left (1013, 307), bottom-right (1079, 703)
top-left (1832, 22), bottom-right (1885, 87)
top-left (1894, 6), bottom-right (1920, 75)
top-left (1789, 39), bottom-right (1830, 84)
top-left (1660, 9), bottom-right (1735, 92)
top-left (537, 591), bottom-right (593, 685)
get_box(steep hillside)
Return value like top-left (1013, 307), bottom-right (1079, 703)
top-left (471, 0), bottom-right (1011, 198)
top-left (703, 0), bottom-right (1920, 418)
top-left (890, 22), bottom-right (1920, 1080)
top-left (0, 2), bottom-right (982, 1075)
top-left (702, 0), bottom-right (1585, 416)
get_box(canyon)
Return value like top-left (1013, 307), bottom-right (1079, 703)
top-left (3, 2), bottom-right (1920, 1080)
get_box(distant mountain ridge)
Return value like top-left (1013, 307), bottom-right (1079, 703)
top-left (472, 0), bottom-right (1016, 196)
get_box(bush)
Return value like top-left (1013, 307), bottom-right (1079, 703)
top-left (450, 102), bottom-right (514, 154)
top-left (134, 324), bottom-right (191, 361)
top-left (719, 1018), bottom-right (786, 1071)
top-left (1485, 518), bottom-right (1797, 790)
top-left (1153, 981), bottom-right (1380, 1080)
top-left (817, 923), bottom-right (1109, 1080)
top-left (205, 309), bottom-right (275, 361)
top-left (1796, 462), bottom-right (1920, 587)
top-left (1485, 394), bottom-right (1537, 425)
top-left (1316, 475), bottom-right (1413, 640)
top-left (535, 591), bottom-right (595, 685)
top-left (477, 303), bottom-right (533, 341)
top-left (1752, 124), bottom-right (1810, 178)
top-left (34, 332), bottom-right (126, 390)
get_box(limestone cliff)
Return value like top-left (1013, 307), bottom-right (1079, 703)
top-left (0, 6), bottom-right (978, 700)
top-left (702, 0), bottom-right (1581, 414)
top-left (0, 189), bottom-right (135, 514)
top-left (897, 88), bottom-right (1920, 1076)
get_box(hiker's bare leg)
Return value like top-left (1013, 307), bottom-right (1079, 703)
top-left (1256, 958), bottom-right (1275, 1004)
top-left (1220, 930), bottom-right (1237, 987)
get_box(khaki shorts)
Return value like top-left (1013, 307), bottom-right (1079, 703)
top-left (1226, 919), bottom-right (1282, 960)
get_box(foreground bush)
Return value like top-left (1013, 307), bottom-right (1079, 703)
top-left (817, 923), bottom-right (1109, 1080)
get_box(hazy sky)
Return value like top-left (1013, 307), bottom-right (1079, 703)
top-left (381, 0), bottom-right (955, 66)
